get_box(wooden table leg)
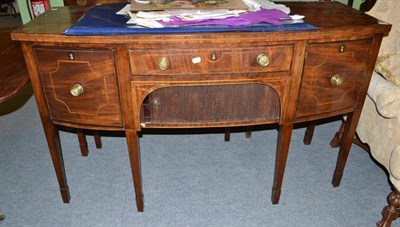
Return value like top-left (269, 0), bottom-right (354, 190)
top-left (271, 123), bottom-right (293, 204)
top-left (77, 131), bottom-right (102, 157)
top-left (224, 127), bottom-right (231, 142)
top-left (245, 126), bottom-right (252, 140)
top-left (77, 130), bottom-right (89, 157)
top-left (42, 122), bottom-right (70, 203)
top-left (303, 121), bottom-right (316, 145)
top-left (94, 133), bottom-right (102, 149)
top-left (332, 112), bottom-right (359, 187)
top-left (126, 129), bottom-right (144, 212)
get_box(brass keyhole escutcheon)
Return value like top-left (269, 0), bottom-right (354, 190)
top-left (257, 53), bottom-right (270, 67)
top-left (70, 84), bottom-right (84, 97)
top-left (158, 57), bottom-right (169, 71)
top-left (211, 52), bottom-right (217, 61)
top-left (330, 74), bottom-right (344, 86)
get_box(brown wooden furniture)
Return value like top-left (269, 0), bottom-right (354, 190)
top-left (302, 0), bottom-right (378, 145)
top-left (0, 28), bottom-right (29, 103)
top-left (11, 2), bottom-right (391, 213)
top-left (0, 26), bottom-right (27, 225)
top-left (60, 0), bottom-right (132, 156)
top-left (320, 0), bottom-right (375, 11)
top-left (232, 0), bottom-right (378, 144)
top-left (1, 26), bottom-right (101, 157)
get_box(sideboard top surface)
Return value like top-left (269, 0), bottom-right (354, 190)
top-left (11, 2), bottom-right (391, 44)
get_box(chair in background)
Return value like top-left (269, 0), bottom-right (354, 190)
top-left (347, 0), bottom-right (400, 225)
top-left (0, 0), bottom-right (17, 17)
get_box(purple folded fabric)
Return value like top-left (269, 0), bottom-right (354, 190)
top-left (159, 8), bottom-right (290, 27)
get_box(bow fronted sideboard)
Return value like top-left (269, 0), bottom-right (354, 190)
top-left (11, 1), bottom-right (391, 212)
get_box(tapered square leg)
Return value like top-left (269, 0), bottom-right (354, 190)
top-left (224, 128), bottom-right (231, 142)
top-left (77, 130), bottom-right (89, 157)
top-left (303, 122), bottom-right (316, 145)
top-left (94, 133), bottom-right (102, 149)
top-left (245, 126), bottom-right (252, 140)
top-left (126, 129), bottom-right (144, 212)
top-left (42, 123), bottom-right (70, 203)
top-left (271, 124), bottom-right (293, 204)
top-left (332, 112), bottom-right (359, 187)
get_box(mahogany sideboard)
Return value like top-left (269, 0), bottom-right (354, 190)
top-left (11, 1), bottom-right (391, 212)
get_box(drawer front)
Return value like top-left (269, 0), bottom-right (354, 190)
top-left (296, 39), bottom-right (373, 118)
top-left (34, 47), bottom-right (123, 127)
top-left (129, 45), bottom-right (293, 75)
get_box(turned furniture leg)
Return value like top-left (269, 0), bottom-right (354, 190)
top-left (42, 122), bottom-right (70, 203)
top-left (377, 188), bottom-right (400, 227)
top-left (271, 124), bottom-right (293, 204)
top-left (126, 129), bottom-right (144, 212)
top-left (303, 121), bottom-right (316, 145)
top-left (330, 118), bottom-right (346, 148)
top-left (330, 118), bottom-right (370, 153)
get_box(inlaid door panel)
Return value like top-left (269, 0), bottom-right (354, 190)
top-left (34, 47), bottom-right (123, 127)
top-left (296, 39), bottom-right (372, 118)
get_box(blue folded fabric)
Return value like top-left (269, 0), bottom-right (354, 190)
top-left (63, 3), bottom-right (318, 35)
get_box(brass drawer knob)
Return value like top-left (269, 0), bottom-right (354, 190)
top-left (257, 53), bottom-right (270, 67)
top-left (330, 74), bottom-right (344, 86)
top-left (70, 83), bottom-right (84, 97)
top-left (158, 57), bottom-right (169, 71)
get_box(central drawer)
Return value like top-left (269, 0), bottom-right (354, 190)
top-left (129, 45), bottom-right (294, 76)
